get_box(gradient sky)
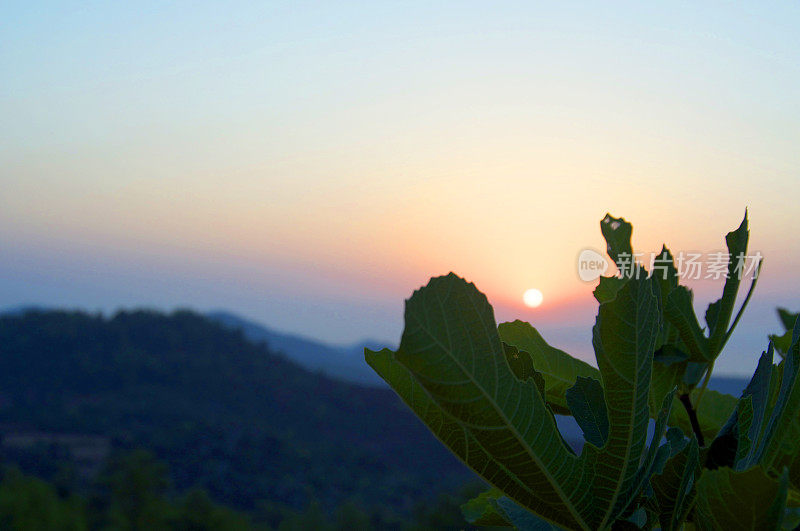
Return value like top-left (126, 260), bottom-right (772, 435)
top-left (2, 2), bottom-right (799, 375)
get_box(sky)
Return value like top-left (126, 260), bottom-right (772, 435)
top-left (2, 2), bottom-right (799, 375)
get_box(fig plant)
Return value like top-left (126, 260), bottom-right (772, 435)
top-left (366, 213), bottom-right (800, 530)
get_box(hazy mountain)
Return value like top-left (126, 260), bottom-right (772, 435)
top-left (207, 310), bottom-right (388, 386)
top-left (1, 304), bottom-right (50, 316)
top-left (205, 310), bottom-right (749, 443)
top-left (0, 309), bottom-right (469, 517)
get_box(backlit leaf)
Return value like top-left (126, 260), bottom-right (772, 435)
top-left (389, 274), bottom-right (592, 529)
top-left (705, 211), bottom-right (749, 357)
top-left (498, 320), bottom-right (599, 416)
top-left (584, 275), bottom-right (662, 527)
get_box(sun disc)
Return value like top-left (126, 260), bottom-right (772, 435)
top-left (523, 288), bottom-right (543, 308)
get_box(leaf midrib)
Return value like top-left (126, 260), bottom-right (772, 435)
top-left (374, 348), bottom-right (574, 529)
top-left (599, 290), bottom-right (650, 528)
top-left (407, 306), bottom-right (589, 531)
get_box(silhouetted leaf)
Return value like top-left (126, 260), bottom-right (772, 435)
top-left (498, 320), bottom-right (599, 416)
top-left (584, 275), bottom-right (662, 527)
top-left (616, 388), bottom-right (677, 521)
top-left (502, 342), bottom-right (546, 399)
top-left (772, 329), bottom-right (794, 358)
top-left (705, 211), bottom-right (749, 357)
top-left (749, 323), bottom-right (800, 478)
top-left (600, 214), bottom-right (633, 268)
top-left (366, 346), bottom-right (569, 524)
top-left (650, 359), bottom-right (685, 419)
top-left (593, 276), bottom-right (626, 304)
top-left (384, 274), bottom-right (591, 529)
top-left (694, 466), bottom-right (788, 531)
top-left (652, 434), bottom-right (699, 531)
top-left (772, 309), bottom-right (798, 357)
top-left (664, 286), bottom-right (708, 362)
top-left (566, 376), bottom-right (609, 448)
top-left (733, 351), bottom-right (775, 468)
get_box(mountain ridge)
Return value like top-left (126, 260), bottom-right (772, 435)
top-left (207, 310), bottom-right (389, 386)
top-left (0, 308), bottom-right (469, 517)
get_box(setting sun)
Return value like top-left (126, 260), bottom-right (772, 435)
top-left (523, 288), bottom-right (544, 308)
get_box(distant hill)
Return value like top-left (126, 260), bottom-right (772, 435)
top-left (704, 375), bottom-right (749, 397)
top-left (207, 310), bottom-right (388, 386)
top-left (0, 309), bottom-right (469, 518)
top-left (205, 310), bottom-right (750, 446)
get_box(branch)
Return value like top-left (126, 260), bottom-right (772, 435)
top-left (679, 393), bottom-right (705, 447)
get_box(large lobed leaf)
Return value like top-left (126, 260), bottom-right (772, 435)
top-left (365, 344), bottom-right (586, 528)
top-left (694, 466), bottom-right (788, 531)
top-left (367, 273), bottom-right (674, 530)
top-left (585, 274), bottom-right (662, 527)
top-left (370, 273), bottom-right (591, 529)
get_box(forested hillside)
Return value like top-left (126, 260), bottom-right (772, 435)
top-left (0, 310), bottom-right (472, 527)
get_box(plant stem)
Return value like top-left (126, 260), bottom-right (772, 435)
top-left (694, 360), bottom-right (714, 410)
top-left (679, 393), bottom-right (705, 447)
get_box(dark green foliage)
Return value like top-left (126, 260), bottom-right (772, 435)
top-left (94, 450), bottom-right (179, 530)
top-left (0, 454), bottom-right (254, 531)
top-left (0, 446), bottom-right (487, 530)
top-left (368, 213), bottom-right (800, 529)
top-left (0, 468), bottom-right (87, 530)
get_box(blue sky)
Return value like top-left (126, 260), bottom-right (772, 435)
top-left (2, 2), bottom-right (799, 374)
